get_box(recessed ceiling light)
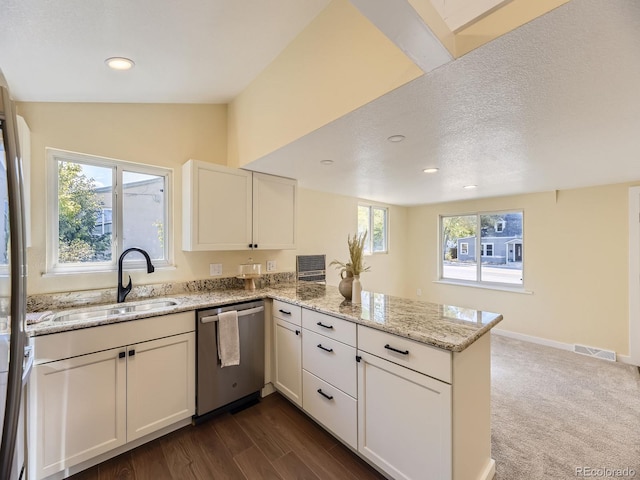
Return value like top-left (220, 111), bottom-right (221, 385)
top-left (463, 184), bottom-right (478, 190)
top-left (423, 167), bottom-right (439, 174)
top-left (320, 159), bottom-right (334, 166)
top-left (387, 135), bottom-right (405, 143)
top-left (105, 57), bottom-right (135, 70)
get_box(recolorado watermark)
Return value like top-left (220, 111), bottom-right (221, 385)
top-left (575, 467), bottom-right (637, 478)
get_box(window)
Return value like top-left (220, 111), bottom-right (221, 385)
top-left (47, 149), bottom-right (172, 273)
top-left (441, 211), bottom-right (523, 286)
top-left (357, 204), bottom-right (388, 254)
top-left (481, 243), bottom-right (494, 256)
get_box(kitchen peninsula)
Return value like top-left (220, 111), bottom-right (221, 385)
top-left (27, 281), bottom-right (502, 480)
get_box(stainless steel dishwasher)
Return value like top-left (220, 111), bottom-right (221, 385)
top-left (195, 300), bottom-right (265, 421)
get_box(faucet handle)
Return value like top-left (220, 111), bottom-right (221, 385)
top-left (123, 276), bottom-right (132, 296)
top-left (118, 275), bottom-right (133, 303)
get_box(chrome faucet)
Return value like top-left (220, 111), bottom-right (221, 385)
top-left (117, 248), bottom-right (155, 303)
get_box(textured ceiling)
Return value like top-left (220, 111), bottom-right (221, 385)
top-left (246, 0), bottom-right (640, 206)
top-left (0, 0), bottom-right (329, 103)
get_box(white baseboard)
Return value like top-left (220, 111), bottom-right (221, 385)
top-left (492, 329), bottom-right (639, 367)
top-left (480, 458), bottom-right (496, 480)
top-left (261, 382), bottom-right (276, 397)
top-left (616, 354), bottom-right (635, 365)
top-left (492, 328), bottom-right (573, 351)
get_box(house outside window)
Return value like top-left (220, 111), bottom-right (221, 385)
top-left (357, 204), bottom-right (388, 254)
top-left (441, 211), bottom-right (523, 286)
top-left (47, 148), bottom-right (172, 273)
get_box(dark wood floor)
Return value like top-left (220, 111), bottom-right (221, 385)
top-left (69, 393), bottom-right (386, 480)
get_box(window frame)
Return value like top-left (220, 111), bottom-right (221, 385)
top-left (46, 148), bottom-right (173, 274)
top-left (357, 203), bottom-right (389, 255)
top-left (481, 242), bottom-right (494, 257)
top-left (439, 210), bottom-right (524, 287)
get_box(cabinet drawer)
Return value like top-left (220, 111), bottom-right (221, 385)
top-left (357, 326), bottom-right (452, 384)
top-left (272, 299), bottom-right (301, 326)
top-left (302, 309), bottom-right (356, 346)
top-left (302, 330), bottom-right (357, 397)
top-left (302, 370), bottom-right (357, 449)
top-left (34, 312), bottom-right (195, 364)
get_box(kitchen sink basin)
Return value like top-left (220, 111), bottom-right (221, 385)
top-left (46, 299), bottom-right (178, 324)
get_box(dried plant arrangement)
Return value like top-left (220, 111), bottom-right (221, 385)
top-left (330, 232), bottom-right (371, 277)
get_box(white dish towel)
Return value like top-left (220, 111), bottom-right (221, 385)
top-left (217, 310), bottom-right (240, 367)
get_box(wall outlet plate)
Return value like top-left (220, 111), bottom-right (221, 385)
top-left (210, 263), bottom-right (222, 276)
top-left (266, 260), bottom-right (276, 272)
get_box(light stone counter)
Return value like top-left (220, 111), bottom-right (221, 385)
top-left (28, 282), bottom-right (502, 352)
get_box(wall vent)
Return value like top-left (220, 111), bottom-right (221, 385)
top-left (573, 344), bottom-right (616, 362)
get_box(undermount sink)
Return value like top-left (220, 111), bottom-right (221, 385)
top-left (46, 299), bottom-right (178, 324)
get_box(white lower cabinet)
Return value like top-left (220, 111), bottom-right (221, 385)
top-left (357, 350), bottom-right (452, 480)
top-left (300, 308), bottom-right (358, 450)
top-left (302, 370), bottom-right (357, 449)
top-left (126, 334), bottom-right (195, 442)
top-left (302, 329), bottom-right (356, 397)
top-left (34, 348), bottom-right (127, 479)
top-left (273, 317), bottom-right (302, 406)
top-left (30, 312), bottom-right (195, 480)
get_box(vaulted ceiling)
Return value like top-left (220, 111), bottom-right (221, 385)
top-left (2, 0), bottom-right (637, 206)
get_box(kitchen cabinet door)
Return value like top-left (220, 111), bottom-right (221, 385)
top-left (126, 332), bottom-right (195, 442)
top-left (182, 160), bottom-right (297, 251)
top-left (182, 159), bottom-right (253, 251)
top-left (357, 351), bottom-right (452, 480)
top-left (252, 172), bottom-right (297, 250)
top-left (273, 317), bottom-right (302, 406)
top-left (34, 348), bottom-right (127, 479)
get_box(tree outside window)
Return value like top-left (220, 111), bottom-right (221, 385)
top-left (48, 149), bottom-right (171, 273)
top-left (358, 204), bottom-right (388, 254)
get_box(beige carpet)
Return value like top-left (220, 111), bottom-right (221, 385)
top-left (491, 335), bottom-right (640, 479)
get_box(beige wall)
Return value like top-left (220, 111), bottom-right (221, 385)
top-left (19, 102), bottom-right (631, 356)
top-left (17, 101), bottom-right (405, 297)
top-left (18, 101), bottom-right (235, 294)
top-left (298, 189), bottom-right (408, 297)
top-left (227, 0), bottom-right (423, 169)
top-left (406, 184), bottom-right (632, 356)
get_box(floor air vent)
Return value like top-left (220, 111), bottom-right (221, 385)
top-left (573, 344), bottom-right (616, 362)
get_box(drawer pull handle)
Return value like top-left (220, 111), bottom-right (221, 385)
top-left (118, 352), bottom-right (126, 359)
top-left (317, 389), bottom-right (334, 400)
top-left (316, 321), bottom-right (334, 329)
top-left (317, 344), bottom-right (334, 353)
top-left (384, 344), bottom-right (409, 355)
top-left (128, 349), bottom-right (136, 357)
top-left (279, 309), bottom-right (292, 315)
top-left (295, 330), bottom-right (300, 336)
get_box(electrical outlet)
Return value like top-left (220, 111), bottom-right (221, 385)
top-left (266, 260), bottom-right (276, 272)
top-left (416, 288), bottom-right (422, 296)
top-left (209, 263), bottom-right (222, 276)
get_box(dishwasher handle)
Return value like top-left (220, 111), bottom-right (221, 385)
top-left (200, 306), bottom-right (265, 324)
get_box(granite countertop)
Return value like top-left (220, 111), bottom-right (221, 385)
top-left (28, 283), bottom-right (503, 352)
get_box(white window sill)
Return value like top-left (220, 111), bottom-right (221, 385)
top-left (433, 279), bottom-right (533, 295)
top-left (41, 264), bottom-right (176, 277)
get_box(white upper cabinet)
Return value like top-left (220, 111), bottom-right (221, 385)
top-left (182, 160), bottom-right (296, 251)
top-left (182, 160), bottom-right (253, 251)
top-left (252, 172), bottom-right (296, 250)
